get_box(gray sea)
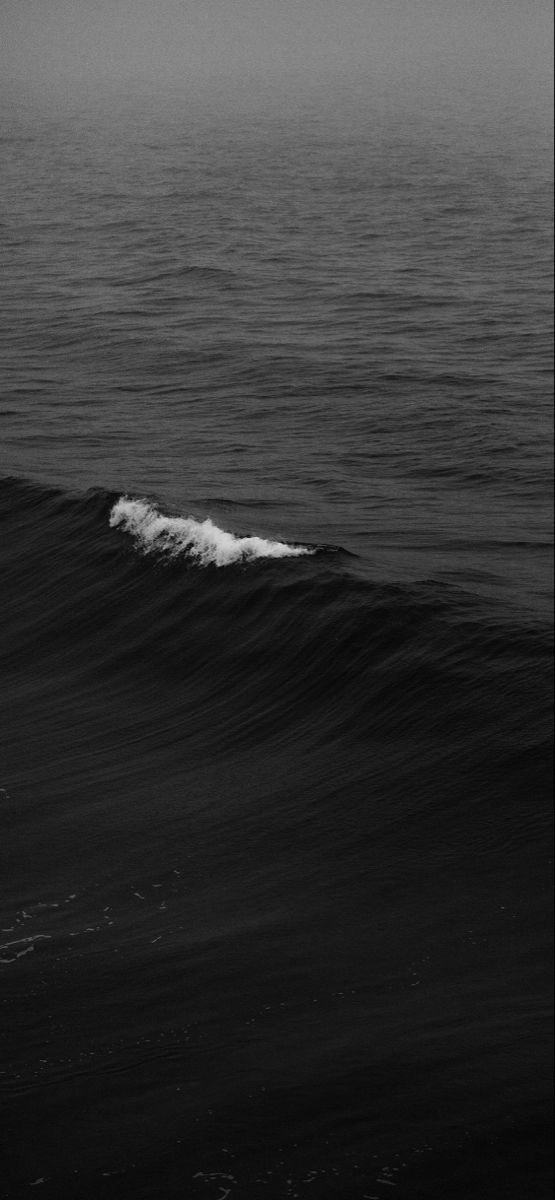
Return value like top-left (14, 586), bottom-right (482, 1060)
top-left (1, 73), bottom-right (553, 1198)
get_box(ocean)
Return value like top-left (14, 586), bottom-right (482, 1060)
top-left (0, 76), bottom-right (553, 1198)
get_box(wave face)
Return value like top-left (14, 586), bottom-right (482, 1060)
top-left (0, 475), bottom-right (553, 1200)
top-left (4, 474), bottom-right (550, 755)
top-left (109, 495), bottom-right (314, 565)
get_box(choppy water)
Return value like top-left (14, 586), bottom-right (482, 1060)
top-left (0, 79), bottom-right (553, 1198)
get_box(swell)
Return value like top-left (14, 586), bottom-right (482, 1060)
top-left (1, 474), bottom-right (552, 764)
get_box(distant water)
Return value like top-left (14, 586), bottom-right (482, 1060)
top-left (0, 80), bottom-right (553, 1199)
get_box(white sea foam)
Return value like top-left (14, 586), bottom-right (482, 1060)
top-left (109, 497), bottom-right (313, 567)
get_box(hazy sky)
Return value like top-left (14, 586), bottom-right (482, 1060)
top-left (1, 0), bottom-right (553, 95)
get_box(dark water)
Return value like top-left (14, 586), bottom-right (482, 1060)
top-left (1, 80), bottom-right (553, 1198)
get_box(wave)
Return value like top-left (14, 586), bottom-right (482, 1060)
top-left (0, 472), bottom-right (552, 888)
top-left (109, 263), bottom-right (241, 288)
top-left (109, 495), bottom-right (315, 566)
top-left (1, 475), bottom-right (552, 763)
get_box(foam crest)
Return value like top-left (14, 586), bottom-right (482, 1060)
top-left (109, 497), bottom-right (313, 567)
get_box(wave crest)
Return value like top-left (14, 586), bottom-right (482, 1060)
top-left (109, 497), bottom-right (314, 567)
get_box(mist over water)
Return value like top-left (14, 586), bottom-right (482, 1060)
top-left (2, 0), bottom-right (553, 102)
top-left (0, 4), bottom-right (553, 1198)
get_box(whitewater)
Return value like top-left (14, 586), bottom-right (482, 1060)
top-left (110, 496), bottom-right (314, 566)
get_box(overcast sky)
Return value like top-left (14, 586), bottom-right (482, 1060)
top-left (1, 0), bottom-right (552, 96)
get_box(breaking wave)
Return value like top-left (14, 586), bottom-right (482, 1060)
top-left (109, 496), bottom-right (314, 566)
